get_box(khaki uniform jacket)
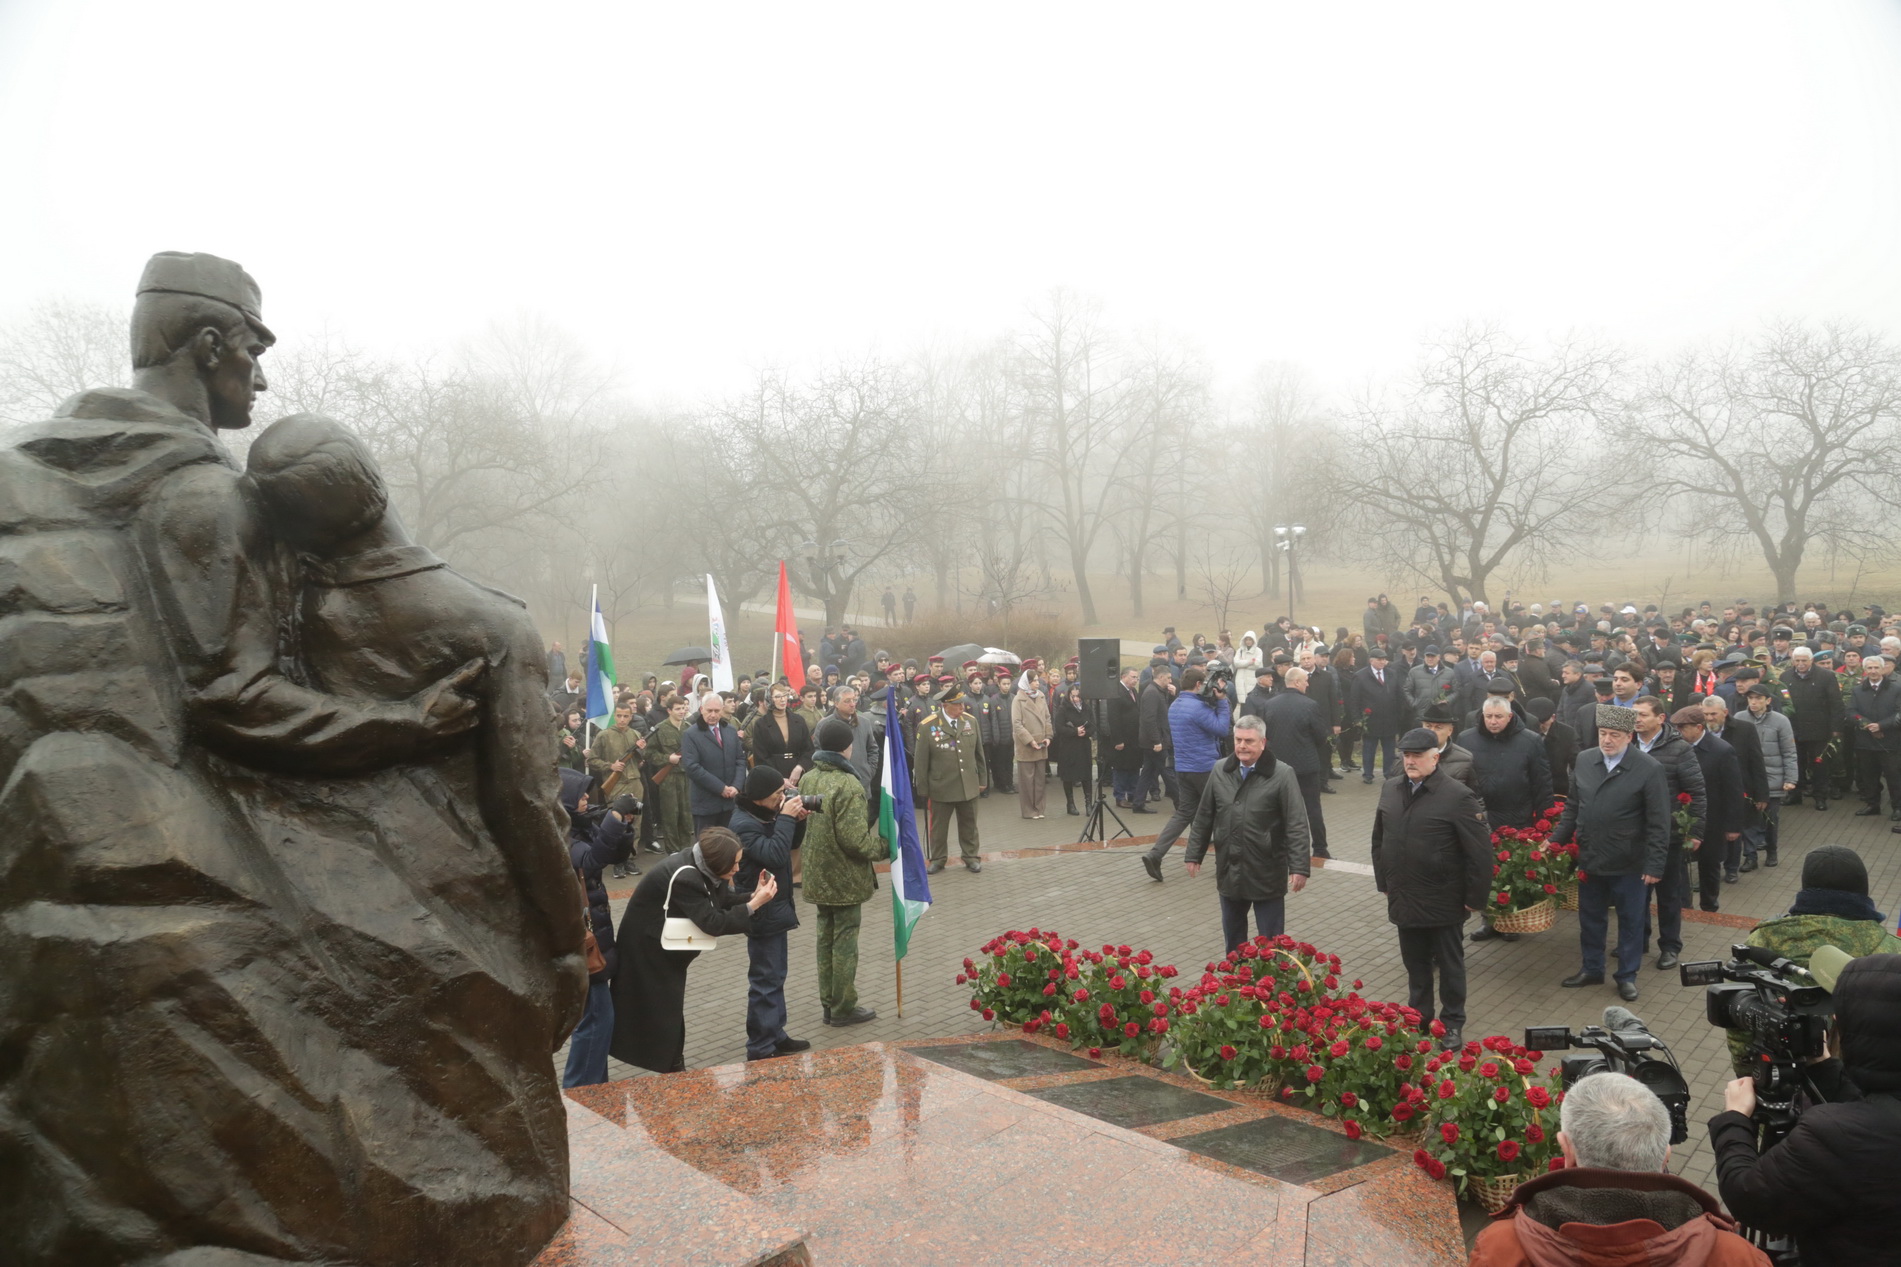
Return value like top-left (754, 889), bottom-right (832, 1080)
top-left (588, 724), bottom-right (641, 785)
top-left (1013, 689), bottom-right (1053, 763)
top-left (913, 708), bottom-right (988, 801)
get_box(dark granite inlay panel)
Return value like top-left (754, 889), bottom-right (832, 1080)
top-left (1027, 1075), bottom-right (1233, 1129)
top-left (908, 1039), bottom-right (1099, 1080)
top-left (1173, 1115), bottom-right (1392, 1186)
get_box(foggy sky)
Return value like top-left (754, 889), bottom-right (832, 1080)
top-left (4, 0), bottom-right (1900, 405)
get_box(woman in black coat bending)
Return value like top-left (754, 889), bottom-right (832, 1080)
top-left (609, 826), bottom-right (776, 1073)
top-left (1051, 684), bottom-right (1095, 816)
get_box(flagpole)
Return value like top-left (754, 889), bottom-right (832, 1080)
top-left (896, 959), bottom-right (904, 1018)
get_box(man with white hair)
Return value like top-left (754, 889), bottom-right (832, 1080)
top-left (1849, 654), bottom-right (1901, 825)
top-left (1780, 644), bottom-right (1841, 810)
top-left (1474, 1072), bottom-right (1767, 1264)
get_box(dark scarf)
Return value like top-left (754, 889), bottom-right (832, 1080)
top-left (1789, 887), bottom-right (1886, 923)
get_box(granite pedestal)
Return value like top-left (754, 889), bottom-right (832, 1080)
top-left (537, 1031), bottom-right (1465, 1266)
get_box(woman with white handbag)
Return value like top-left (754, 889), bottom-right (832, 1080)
top-left (609, 826), bottom-right (777, 1073)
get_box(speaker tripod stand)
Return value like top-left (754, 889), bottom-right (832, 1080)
top-left (1077, 699), bottom-right (1133, 846)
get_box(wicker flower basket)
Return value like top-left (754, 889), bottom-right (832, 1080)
top-left (1381, 1123), bottom-right (1426, 1148)
top-left (1470, 1171), bottom-right (1527, 1214)
top-left (1185, 1058), bottom-right (1281, 1098)
top-left (1558, 880), bottom-right (1579, 912)
top-left (1491, 898), bottom-right (1557, 935)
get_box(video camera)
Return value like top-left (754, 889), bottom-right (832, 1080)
top-left (1198, 663), bottom-right (1233, 699)
top-left (1680, 946), bottom-right (1833, 1102)
top-left (1526, 1007), bottom-right (1691, 1144)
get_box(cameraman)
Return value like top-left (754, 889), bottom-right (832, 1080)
top-left (1474, 1071), bottom-right (1767, 1266)
top-left (732, 766), bottom-right (811, 1061)
top-left (1710, 954), bottom-right (1901, 1265)
top-left (1725, 846), bottom-right (1901, 1075)
top-left (1141, 666), bottom-right (1232, 881)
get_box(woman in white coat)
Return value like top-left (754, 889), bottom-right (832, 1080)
top-left (1232, 631), bottom-right (1265, 703)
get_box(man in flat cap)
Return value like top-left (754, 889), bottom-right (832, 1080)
top-left (1550, 703), bottom-right (1671, 1001)
top-left (1371, 728), bottom-right (1493, 1050)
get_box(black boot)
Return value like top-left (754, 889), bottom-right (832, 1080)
top-left (1065, 787), bottom-right (1079, 815)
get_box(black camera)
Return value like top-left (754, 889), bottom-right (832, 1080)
top-left (1198, 664), bottom-right (1233, 697)
top-left (800, 795), bottom-right (824, 812)
top-left (1680, 946), bottom-right (1833, 1090)
top-left (1526, 1007), bottom-right (1691, 1144)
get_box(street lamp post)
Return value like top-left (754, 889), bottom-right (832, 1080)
top-left (1273, 524), bottom-right (1307, 627)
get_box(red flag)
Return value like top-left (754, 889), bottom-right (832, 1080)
top-left (775, 561), bottom-right (805, 692)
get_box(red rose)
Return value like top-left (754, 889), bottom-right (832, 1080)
top-left (1395, 1054), bottom-right (1414, 1071)
top-left (1497, 1139), bottom-right (1521, 1162)
top-left (1548, 1156), bottom-right (1566, 1172)
top-left (1429, 1019), bottom-right (1446, 1037)
top-left (1496, 892), bottom-right (1511, 906)
top-left (1526, 1124), bottom-right (1545, 1144)
top-left (1458, 1054), bottom-right (1476, 1072)
top-left (1123, 1022), bottom-right (1140, 1037)
top-left (1526, 1085), bottom-right (1551, 1109)
top-left (1438, 1080), bottom-right (1457, 1100)
top-left (1089, 1047), bottom-right (1101, 1058)
top-left (1494, 1086), bottom-right (1511, 1103)
top-left (1479, 1061), bottom-right (1499, 1079)
top-left (1306, 1065), bottom-right (1325, 1083)
top-left (1542, 884), bottom-right (1557, 894)
top-left (1514, 1058), bottom-right (1534, 1076)
top-left (1340, 1091), bottom-right (1359, 1108)
top-left (1344, 1120), bottom-right (1363, 1140)
top-left (1439, 1122), bottom-right (1459, 1144)
top-left (1426, 1158), bottom-right (1447, 1180)
top-left (996, 973), bottom-right (1011, 988)
top-left (1677, 792), bottom-right (1692, 805)
top-left (969, 999), bottom-right (981, 1010)
top-left (1329, 1040), bottom-right (1349, 1059)
top-left (1055, 1022), bottom-right (1069, 1039)
top-left (1219, 1044), bottom-right (1238, 1061)
top-left (1391, 1103), bottom-right (1414, 1122)
top-left (1073, 989), bottom-right (1089, 1003)
top-left (1139, 989), bottom-right (1154, 1004)
top-left (1270, 1045), bottom-right (1287, 1060)
top-left (1043, 983), bottom-right (1057, 996)
top-left (982, 1008), bottom-right (995, 1020)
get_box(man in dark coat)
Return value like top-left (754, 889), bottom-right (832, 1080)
top-left (1301, 650), bottom-right (1343, 775)
top-left (1847, 654), bottom-right (1901, 819)
top-left (1184, 714), bottom-right (1311, 953)
top-left (1675, 706), bottom-right (1745, 911)
top-left (731, 767), bottom-right (812, 1062)
top-left (680, 693), bottom-right (745, 833)
top-left (1780, 645), bottom-right (1840, 808)
top-left (1105, 667), bottom-right (1147, 810)
top-left (1350, 648), bottom-right (1406, 783)
top-left (1702, 694), bottom-right (1766, 881)
top-left (1420, 702), bottom-right (1477, 791)
top-left (1370, 728), bottom-right (1492, 1050)
top-left (1258, 667), bottom-right (1335, 859)
top-left (1515, 638), bottom-right (1559, 705)
top-left (1524, 697), bottom-right (1579, 798)
top-left (1631, 697), bottom-right (1706, 971)
top-left (1551, 704), bottom-right (1670, 1001)
top-left (1137, 668), bottom-right (1176, 812)
top-left (1457, 697), bottom-right (1553, 830)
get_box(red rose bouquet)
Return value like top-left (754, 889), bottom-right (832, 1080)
top-left (960, 928), bottom-right (1076, 1028)
top-left (1272, 994), bottom-right (1429, 1138)
top-left (1055, 942), bottom-right (1180, 1057)
top-left (1488, 806), bottom-right (1571, 925)
top-left (1165, 935), bottom-right (1344, 1090)
top-left (1413, 1034), bottom-right (1564, 1205)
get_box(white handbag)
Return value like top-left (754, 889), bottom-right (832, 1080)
top-left (660, 862), bottom-right (722, 952)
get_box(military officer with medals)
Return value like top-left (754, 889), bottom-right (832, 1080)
top-left (913, 682), bottom-right (989, 874)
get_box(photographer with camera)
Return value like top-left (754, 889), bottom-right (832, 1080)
top-left (732, 766), bottom-right (812, 1061)
top-left (1724, 847), bottom-right (1901, 1076)
top-left (1473, 1071), bottom-right (1769, 1266)
top-left (801, 716), bottom-right (885, 1027)
top-left (1710, 953), bottom-right (1901, 1266)
top-left (1142, 665), bottom-right (1233, 880)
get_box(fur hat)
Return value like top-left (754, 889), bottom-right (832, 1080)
top-left (1595, 704), bottom-right (1638, 733)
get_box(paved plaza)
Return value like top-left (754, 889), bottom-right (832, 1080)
top-left (577, 776), bottom-right (1901, 1197)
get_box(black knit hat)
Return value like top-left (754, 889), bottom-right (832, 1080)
top-left (742, 766), bottom-right (786, 802)
top-left (1801, 845), bottom-right (1869, 896)
top-left (816, 716), bottom-right (855, 753)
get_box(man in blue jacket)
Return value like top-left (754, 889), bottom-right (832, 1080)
top-left (732, 766), bottom-right (812, 1061)
top-left (1142, 667), bottom-right (1232, 880)
top-left (681, 693), bottom-right (744, 833)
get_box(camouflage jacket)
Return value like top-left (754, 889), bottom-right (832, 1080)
top-left (798, 755), bottom-right (883, 907)
top-left (1728, 912), bottom-right (1901, 1074)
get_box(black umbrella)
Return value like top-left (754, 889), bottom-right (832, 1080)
top-left (662, 646), bottom-right (713, 665)
top-left (935, 642), bottom-right (986, 665)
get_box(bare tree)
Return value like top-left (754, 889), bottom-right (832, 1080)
top-left (1015, 290), bottom-right (1134, 625)
top-left (1326, 324), bottom-right (1619, 607)
top-left (1191, 542), bottom-right (1256, 636)
top-left (701, 357), bottom-right (923, 626)
top-left (1112, 332), bottom-right (1208, 618)
top-left (0, 299), bottom-right (128, 424)
top-left (1616, 322), bottom-right (1901, 604)
top-left (1229, 362), bottom-right (1333, 599)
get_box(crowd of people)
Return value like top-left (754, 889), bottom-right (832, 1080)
top-left (543, 592), bottom-right (1901, 1266)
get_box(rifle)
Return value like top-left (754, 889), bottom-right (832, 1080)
top-left (599, 731), bottom-right (649, 797)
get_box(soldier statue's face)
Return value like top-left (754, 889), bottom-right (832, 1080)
top-left (205, 322), bottom-right (271, 431)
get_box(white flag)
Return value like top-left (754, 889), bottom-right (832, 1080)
top-left (706, 574), bottom-right (735, 692)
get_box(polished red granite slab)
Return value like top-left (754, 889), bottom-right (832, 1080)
top-left (536, 1033), bottom-right (1464, 1266)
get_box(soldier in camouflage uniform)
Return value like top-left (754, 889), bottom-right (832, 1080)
top-left (642, 697), bottom-right (694, 853)
top-left (799, 716), bottom-right (884, 1026)
top-left (1727, 845), bottom-right (1901, 1074)
top-left (913, 683), bottom-right (989, 874)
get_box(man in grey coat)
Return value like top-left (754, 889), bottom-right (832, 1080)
top-left (1405, 645), bottom-right (1456, 726)
top-left (1735, 683), bottom-right (1797, 871)
top-left (1551, 704), bottom-right (1671, 1002)
top-left (1631, 696), bottom-right (1706, 970)
top-left (1185, 714), bottom-right (1312, 954)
